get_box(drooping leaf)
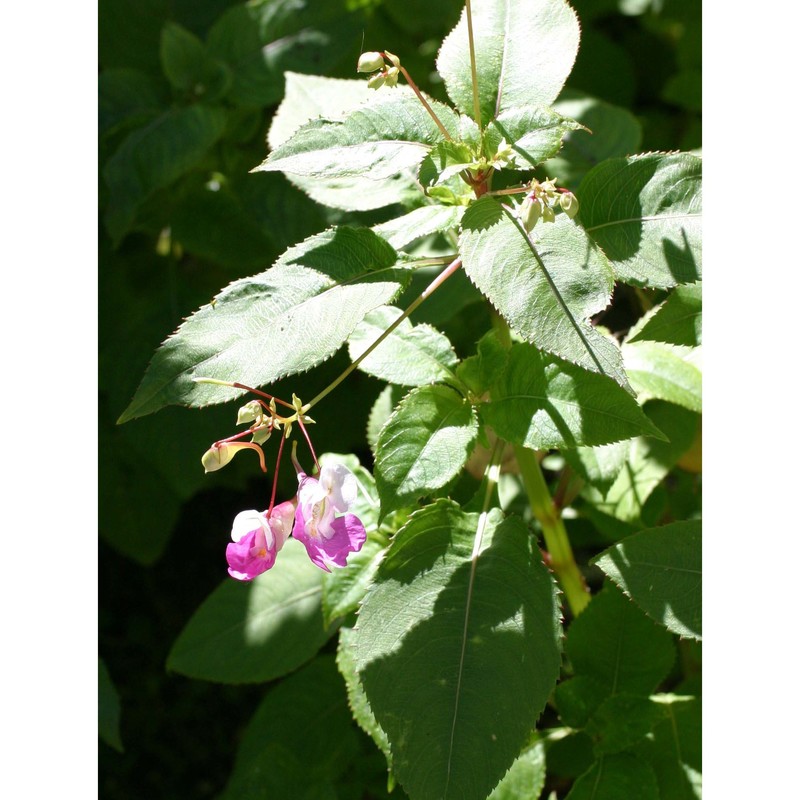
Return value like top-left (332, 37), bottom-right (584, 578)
top-left (99, 659), bottom-right (123, 752)
top-left (544, 90), bottom-right (643, 187)
top-left (167, 539), bottom-right (332, 683)
top-left (565, 583), bottom-right (675, 697)
top-left (268, 72), bottom-right (420, 211)
top-left (627, 282), bottom-right (702, 346)
top-left (119, 227), bottom-right (408, 422)
top-left (579, 153), bottom-right (702, 288)
top-left (256, 96), bottom-right (458, 182)
top-left (565, 754), bottom-right (659, 800)
top-left (374, 386), bottom-right (479, 518)
top-left (623, 341), bottom-right (702, 413)
top-left (593, 519), bottom-right (702, 639)
top-left (482, 344), bottom-right (663, 450)
top-left (348, 306), bottom-right (459, 387)
top-left (485, 105), bottom-right (584, 169)
top-left (460, 198), bottom-right (629, 388)
top-left (488, 741), bottom-right (547, 800)
top-left (103, 104), bottom-right (228, 243)
top-left (219, 656), bottom-right (359, 800)
top-left (437, 0), bottom-right (580, 124)
top-left (352, 501), bottom-right (562, 800)
top-left (563, 440), bottom-right (632, 497)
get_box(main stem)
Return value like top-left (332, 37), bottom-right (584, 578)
top-left (514, 445), bottom-right (590, 616)
top-left (304, 257), bottom-right (463, 411)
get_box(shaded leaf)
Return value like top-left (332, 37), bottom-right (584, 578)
top-left (586, 694), bottom-right (668, 755)
top-left (160, 21), bottom-right (231, 100)
top-left (579, 153), bottom-right (702, 288)
top-left (352, 501), bottom-right (562, 800)
top-left (167, 539), bottom-right (332, 683)
top-left (482, 344), bottom-right (663, 450)
top-left (627, 282), bottom-right (702, 346)
top-left (119, 227), bottom-right (408, 422)
top-left (374, 386), bottom-right (479, 518)
top-left (565, 754), bottom-right (658, 800)
top-left (99, 68), bottom-right (164, 139)
top-left (437, 0), bottom-right (580, 123)
top-left (554, 675), bottom-right (608, 729)
top-left (99, 659), bottom-right (123, 752)
top-left (460, 198), bottom-right (628, 388)
top-left (488, 741), bottom-right (546, 800)
top-left (593, 520), bottom-right (702, 639)
top-left (563, 440), bottom-right (632, 497)
top-left (623, 341), bottom-right (702, 413)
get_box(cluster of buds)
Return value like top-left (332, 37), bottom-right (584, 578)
top-left (357, 50), bottom-right (401, 90)
top-left (518, 177), bottom-right (579, 232)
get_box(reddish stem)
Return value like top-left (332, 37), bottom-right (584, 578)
top-left (268, 431), bottom-right (287, 514)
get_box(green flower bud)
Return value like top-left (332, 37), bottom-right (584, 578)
top-left (542, 204), bottom-right (556, 224)
top-left (367, 72), bottom-right (386, 90)
top-left (559, 191), bottom-right (579, 218)
top-left (251, 425), bottom-right (272, 445)
top-left (236, 400), bottom-right (262, 426)
top-left (519, 195), bottom-right (542, 232)
top-left (383, 50), bottom-right (401, 68)
top-left (201, 441), bottom-right (266, 474)
top-left (357, 51), bottom-right (385, 73)
top-left (384, 66), bottom-right (400, 87)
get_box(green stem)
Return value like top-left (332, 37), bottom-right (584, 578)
top-left (397, 64), bottom-right (452, 140)
top-left (514, 445), bottom-right (590, 616)
top-left (304, 257), bottom-right (463, 411)
top-left (465, 0), bottom-right (482, 129)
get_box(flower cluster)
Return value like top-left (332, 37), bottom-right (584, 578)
top-left (357, 49), bottom-right (401, 90)
top-left (225, 463), bottom-right (366, 580)
top-left (518, 177), bottom-right (579, 232)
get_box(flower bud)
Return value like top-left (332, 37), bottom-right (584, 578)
top-left (202, 442), bottom-right (266, 473)
top-left (357, 51), bottom-right (385, 73)
top-left (367, 72), bottom-right (386, 90)
top-left (519, 195), bottom-right (542, 232)
top-left (542, 204), bottom-right (556, 224)
top-left (559, 191), bottom-right (579, 218)
top-left (236, 400), bottom-right (262, 426)
top-left (251, 425), bottom-right (272, 445)
top-left (383, 50), bottom-right (401, 68)
top-left (384, 66), bottom-right (400, 87)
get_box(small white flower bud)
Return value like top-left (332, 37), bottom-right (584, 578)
top-left (367, 72), bottom-right (386, 90)
top-left (357, 51), bottom-right (385, 73)
top-left (542, 204), bottom-right (556, 224)
top-left (559, 191), bottom-right (579, 218)
top-left (384, 66), bottom-right (400, 87)
top-left (236, 400), bottom-right (262, 426)
top-left (519, 195), bottom-right (542, 232)
top-left (383, 50), bottom-right (401, 68)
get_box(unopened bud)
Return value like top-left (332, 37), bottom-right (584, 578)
top-left (202, 442), bottom-right (266, 474)
top-left (383, 50), bottom-right (401, 68)
top-left (251, 425), bottom-right (272, 445)
top-left (542, 204), bottom-right (556, 224)
top-left (559, 191), bottom-right (579, 218)
top-left (540, 178), bottom-right (558, 198)
top-left (384, 66), bottom-right (400, 87)
top-left (237, 400), bottom-right (262, 426)
top-left (519, 195), bottom-right (542, 232)
top-left (367, 72), bottom-right (386, 90)
top-left (357, 52), bottom-right (385, 73)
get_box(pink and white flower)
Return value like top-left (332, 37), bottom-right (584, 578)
top-left (292, 463), bottom-right (366, 572)
top-left (225, 500), bottom-right (296, 581)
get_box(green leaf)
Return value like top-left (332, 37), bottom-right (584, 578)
top-left (456, 330), bottom-right (509, 398)
top-left (98, 659), bottom-right (123, 753)
top-left (347, 306), bottom-right (459, 387)
top-left (563, 441), bottom-right (632, 497)
top-left (585, 402), bottom-right (699, 524)
top-left (374, 386), bottom-right (479, 518)
top-left (352, 501), bottom-right (562, 800)
top-left (482, 344), bottom-right (663, 450)
top-left (367, 384), bottom-right (404, 454)
top-left (103, 105), bottom-right (228, 243)
top-left (488, 740), bottom-right (546, 800)
top-left (627, 282), bottom-right (702, 346)
top-left (119, 227), bottom-right (408, 422)
top-left (167, 539), bottom-right (332, 683)
top-left (544, 91), bottom-right (643, 187)
top-left (565, 754), bottom-right (659, 800)
top-left (460, 198), bottom-right (629, 389)
top-left (585, 694), bottom-right (668, 755)
top-left (554, 675), bottom-right (608, 729)
top-left (159, 22), bottom-right (231, 99)
top-left (623, 341), bottom-right (702, 413)
top-left (437, 0), bottom-right (580, 124)
top-left (219, 656), bottom-right (359, 800)
top-left (256, 95), bottom-right (458, 182)
top-left (485, 105), bottom-right (584, 169)
top-left (593, 520), bottom-right (702, 640)
top-left (579, 153), bottom-right (702, 288)
top-left (99, 68), bottom-right (163, 139)
top-left (565, 583), bottom-right (675, 696)
top-left (632, 694), bottom-right (702, 799)
top-left (420, 140), bottom-right (480, 186)
top-left (268, 72), bottom-right (420, 212)
top-left (373, 205), bottom-right (465, 251)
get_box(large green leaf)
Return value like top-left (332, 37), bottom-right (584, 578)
top-left (565, 583), bottom-right (675, 697)
top-left (167, 539), bottom-right (332, 683)
top-left (579, 153), bottom-right (702, 288)
top-left (437, 0), bottom-right (580, 124)
top-left (256, 95), bottom-right (458, 182)
top-left (627, 282), bottom-right (702, 346)
top-left (482, 344), bottom-right (662, 449)
top-left (374, 385), bottom-right (479, 518)
top-left (103, 104), bottom-right (228, 243)
top-left (565, 754), bottom-right (659, 800)
top-left (347, 306), bottom-right (459, 387)
top-left (623, 341), bottom-right (702, 413)
top-left (119, 227), bottom-right (408, 422)
top-left (373, 204), bottom-right (465, 251)
top-left (593, 520), bottom-right (702, 639)
top-left (352, 501), bottom-right (562, 800)
top-left (268, 72), bottom-right (421, 211)
top-left (219, 656), bottom-right (359, 799)
top-left (460, 198), bottom-right (628, 388)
